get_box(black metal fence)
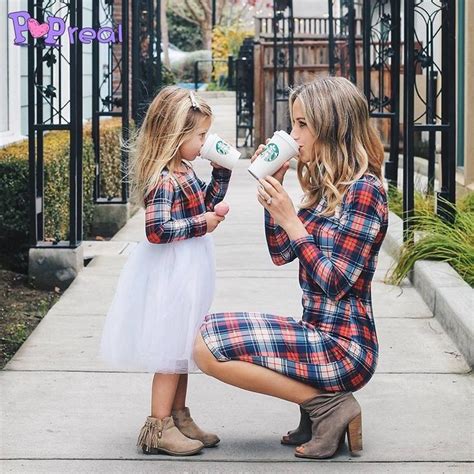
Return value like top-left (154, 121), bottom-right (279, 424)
top-left (28, 0), bottom-right (83, 248)
top-left (402, 0), bottom-right (456, 235)
top-left (92, 0), bottom-right (129, 204)
top-left (272, 0), bottom-right (295, 133)
top-left (131, 0), bottom-right (162, 127)
top-left (25, 0), bottom-right (458, 253)
top-left (328, 0), bottom-right (357, 84)
top-left (235, 38), bottom-right (255, 148)
top-left (363, 0), bottom-right (401, 188)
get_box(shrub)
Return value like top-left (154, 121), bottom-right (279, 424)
top-left (387, 192), bottom-right (474, 286)
top-left (211, 26), bottom-right (252, 80)
top-left (83, 118), bottom-right (123, 200)
top-left (387, 185), bottom-right (434, 218)
top-left (167, 11), bottom-right (203, 52)
top-left (170, 49), bottom-right (212, 83)
top-left (0, 119), bottom-right (123, 272)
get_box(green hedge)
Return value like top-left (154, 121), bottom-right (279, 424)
top-left (83, 118), bottom-right (124, 200)
top-left (0, 118), bottom-right (124, 272)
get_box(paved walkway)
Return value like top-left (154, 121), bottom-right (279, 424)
top-left (1, 94), bottom-right (472, 473)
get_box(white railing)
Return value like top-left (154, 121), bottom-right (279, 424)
top-left (256, 16), bottom-right (363, 39)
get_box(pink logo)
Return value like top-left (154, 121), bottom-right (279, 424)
top-left (9, 11), bottom-right (122, 46)
top-left (27, 18), bottom-right (50, 38)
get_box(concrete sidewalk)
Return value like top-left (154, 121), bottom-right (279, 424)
top-left (1, 94), bottom-right (473, 473)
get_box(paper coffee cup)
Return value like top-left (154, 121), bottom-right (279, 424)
top-left (200, 133), bottom-right (241, 170)
top-left (248, 130), bottom-right (299, 180)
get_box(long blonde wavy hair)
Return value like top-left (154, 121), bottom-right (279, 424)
top-left (128, 86), bottom-right (212, 206)
top-left (289, 77), bottom-right (384, 216)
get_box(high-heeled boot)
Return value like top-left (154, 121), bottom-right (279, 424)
top-left (295, 392), bottom-right (362, 459)
top-left (137, 416), bottom-right (204, 456)
top-left (280, 406), bottom-right (312, 445)
top-left (172, 407), bottom-right (220, 448)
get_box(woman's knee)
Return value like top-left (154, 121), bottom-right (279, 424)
top-left (193, 333), bottom-right (215, 374)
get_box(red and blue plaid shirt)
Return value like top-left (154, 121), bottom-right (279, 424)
top-left (265, 174), bottom-right (388, 349)
top-left (145, 164), bottom-right (232, 244)
top-left (200, 174), bottom-right (388, 391)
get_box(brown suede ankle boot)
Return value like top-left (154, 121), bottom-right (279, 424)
top-left (295, 392), bottom-right (362, 459)
top-left (281, 406), bottom-right (312, 445)
top-left (137, 416), bottom-right (204, 456)
top-left (172, 407), bottom-right (220, 448)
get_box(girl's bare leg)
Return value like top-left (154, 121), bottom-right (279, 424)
top-left (172, 374), bottom-right (188, 411)
top-left (194, 334), bottom-right (321, 404)
top-left (151, 373), bottom-right (180, 419)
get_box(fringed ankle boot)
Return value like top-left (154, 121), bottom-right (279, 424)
top-left (172, 407), bottom-right (220, 448)
top-left (137, 416), bottom-right (204, 456)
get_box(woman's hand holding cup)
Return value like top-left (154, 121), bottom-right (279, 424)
top-left (250, 145), bottom-right (290, 184)
top-left (249, 131), bottom-right (298, 184)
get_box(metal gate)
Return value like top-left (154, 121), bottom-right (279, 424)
top-left (131, 0), bottom-right (162, 127)
top-left (27, 0), bottom-right (83, 248)
top-left (403, 0), bottom-right (456, 235)
top-left (92, 0), bottom-right (130, 204)
top-left (272, 0), bottom-right (294, 132)
top-left (235, 38), bottom-right (254, 148)
top-left (363, 0), bottom-right (401, 187)
top-left (328, 0), bottom-right (357, 84)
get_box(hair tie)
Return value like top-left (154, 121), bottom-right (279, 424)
top-left (189, 91), bottom-right (199, 110)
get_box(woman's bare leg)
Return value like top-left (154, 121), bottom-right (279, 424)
top-left (172, 374), bottom-right (188, 411)
top-left (194, 334), bottom-right (321, 404)
top-left (151, 373), bottom-right (180, 419)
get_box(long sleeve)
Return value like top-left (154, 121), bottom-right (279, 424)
top-left (196, 167), bottom-right (232, 211)
top-left (289, 180), bottom-right (385, 300)
top-left (145, 177), bottom-right (207, 244)
top-left (264, 209), bottom-right (297, 266)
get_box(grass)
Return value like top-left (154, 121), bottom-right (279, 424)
top-left (387, 189), bottom-right (474, 286)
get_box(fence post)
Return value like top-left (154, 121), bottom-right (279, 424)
top-left (194, 61), bottom-right (199, 91)
top-left (228, 55), bottom-right (234, 90)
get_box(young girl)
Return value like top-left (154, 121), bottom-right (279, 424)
top-left (100, 86), bottom-right (232, 456)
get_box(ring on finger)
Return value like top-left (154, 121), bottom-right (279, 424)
top-left (267, 197), bottom-right (272, 205)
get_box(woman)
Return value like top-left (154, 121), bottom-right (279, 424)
top-left (193, 77), bottom-right (388, 459)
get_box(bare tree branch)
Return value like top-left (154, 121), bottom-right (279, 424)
top-left (184, 0), bottom-right (205, 23)
top-left (197, 0), bottom-right (212, 17)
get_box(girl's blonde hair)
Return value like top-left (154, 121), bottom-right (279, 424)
top-left (128, 86), bottom-right (212, 206)
top-left (289, 76), bottom-right (384, 216)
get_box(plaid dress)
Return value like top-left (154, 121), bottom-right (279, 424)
top-left (200, 174), bottom-right (388, 392)
top-left (100, 162), bottom-right (232, 373)
top-left (145, 163), bottom-right (233, 242)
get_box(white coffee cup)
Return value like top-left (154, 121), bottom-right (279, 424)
top-left (248, 130), bottom-right (299, 180)
top-left (200, 133), bottom-right (241, 170)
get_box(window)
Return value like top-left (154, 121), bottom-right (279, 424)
top-left (0, 1), bottom-right (9, 133)
top-left (0, 0), bottom-right (24, 147)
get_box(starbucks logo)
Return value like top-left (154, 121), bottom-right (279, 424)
top-left (216, 140), bottom-right (230, 155)
top-left (261, 143), bottom-right (280, 162)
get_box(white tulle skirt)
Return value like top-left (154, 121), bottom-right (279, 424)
top-left (99, 234), bottom-right (215, 373)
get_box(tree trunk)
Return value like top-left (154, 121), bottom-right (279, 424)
top-left (202, 22), bottom-right (212, 50)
